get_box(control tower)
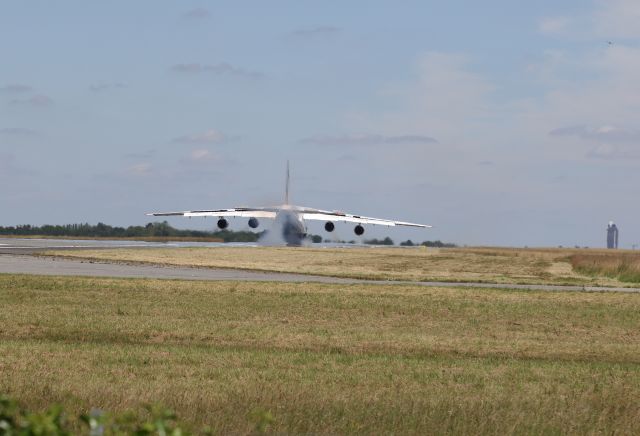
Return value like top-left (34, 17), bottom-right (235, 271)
top-left (606, 221), bottom-right (619, 249)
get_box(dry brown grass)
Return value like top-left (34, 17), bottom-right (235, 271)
top-left (45, 246), bottom-right (634, 286)
top-left (571, 252), bottom-right (640, 283)
top-left (1, 274), bottom-right (640, 433)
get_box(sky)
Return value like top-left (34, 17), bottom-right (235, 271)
top-left (1, 0), bottom-right (639, 248)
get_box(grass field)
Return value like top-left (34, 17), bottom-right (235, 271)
top-left (1, 274), bottom-right (640, 434)
top-left (46, 246), bottom-right (637, 286)
top-left (571, 252), bottom-right (640, 283)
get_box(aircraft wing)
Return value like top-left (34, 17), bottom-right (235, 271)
top-left (300, 209), bottom-right (431, 228)
top-left (146, 207), bottom-right (277, 219)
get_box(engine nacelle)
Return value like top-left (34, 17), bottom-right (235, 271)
top-left (324, 221), bottom-right (335, 232)
top-left (248, 217), bottom-right (259, 229)
top-left (217, 218), bottom-right (229, 229)
top-left (354, 225), bottom-right (365, 236)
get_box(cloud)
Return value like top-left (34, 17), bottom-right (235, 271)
top-left (172, 129), bottom-right (226, 144)
top-left (9, 94), bottom-right (53, 107)
top-left (586, 143), bottom-right (640, 160)
top-left (349, 52), bottom-right (495, 140)
top-left (549, 125), bottom-right (588, 137)
top-left (288, 26), bottom-right (341, 39)
top-left (126, 163), bottom-right (152, 176)
top-left (170, 63), bottom-right (264, 79)
top-left (184, 8), bottom-right (210, 20)
top-left (550, 125), bottom-right (640, 160)
top-left (177, 149), bottom-right (228, 174)
top-left (299, 133), bottom-right (438, 146)
top-left (0, 84), bottom-right (33, 94)
top-left (594, 0), bottom-right (640, 39)
top-left (538, 17), bottom-right (572, 36)
top-left (0, 127), bottom-right (38, 136)
top-left (539, 0), bottom-right (640, 40)
top-left (89, 82), bottom-right (127, 92)
top-left (187, 148), bottom-right (218, 162)
top-left (550, 125), bottom-right (640, 143)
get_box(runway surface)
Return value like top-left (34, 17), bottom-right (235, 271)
top-left (0, 237), bottom-right (245, 254)
top-left (1, 238), bottom-right (639, 293)
top-left (0, 254), bottom-right (356, 283)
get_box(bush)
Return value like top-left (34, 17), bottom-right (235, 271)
top-left (363, 237), bottom-right (394, 246)
top-left (0, 395), bottom-right (188, 436)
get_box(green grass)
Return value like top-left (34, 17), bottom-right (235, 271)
top-left (1, 274), bottom-right (640, 434)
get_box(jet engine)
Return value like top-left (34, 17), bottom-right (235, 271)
top-left (248, 217), bottom-right (259, 229)
top-left (217, 218), bottom-right (229, 229)
top-left (354, 225), bottom-right (365, 236)
top-left (324, 221), bottom-right (335, 232)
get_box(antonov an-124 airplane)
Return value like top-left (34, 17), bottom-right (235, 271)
top-left (147, 162), bottom-right (431, 246)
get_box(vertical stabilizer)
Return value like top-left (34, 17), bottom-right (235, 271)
top-left (285, 160), bottom-right (290, 205)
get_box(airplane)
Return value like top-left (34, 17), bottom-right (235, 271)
top-left (146, 162), bottom-right (431, 246)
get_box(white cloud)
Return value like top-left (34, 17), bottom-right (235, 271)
top-left (525, 44), bottom-right (640, 141)
top-left (127, 163), bottom-right (152, 176)
top-left (550, 124), bottom-right (640, 160)
top-left (594, 0), bottom-right (640, 39)
top-left (538, 17), bottom-right (571, 36)
top-left (586, 143), bottom-right (640, 160)
top-left (550, 125), bottom-right (640, 143)
top-left (539, 0), bottom-right (640, 40)
top-left (188, 149), bottom-right (218, 162)
top-left (172, 129), bottom-right (226, 144)
top-left (348, 52), bottom-right (494, 143)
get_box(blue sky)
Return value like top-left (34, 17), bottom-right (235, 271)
top-left (1, 0), bottom-right (639, 247)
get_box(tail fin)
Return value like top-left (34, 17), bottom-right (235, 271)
top-left (285, 160), bottom-right (290, 205)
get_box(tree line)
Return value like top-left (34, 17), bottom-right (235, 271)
top-left (0, 222), bottom-right (262, 242)
top-left (0, 222), bottom-right (456, 246)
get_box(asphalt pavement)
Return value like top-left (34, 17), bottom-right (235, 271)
top-left (1, 238), bottom-right (639, 293)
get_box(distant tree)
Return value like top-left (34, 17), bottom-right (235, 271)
top-left (420, 240), bottom-right (457, 248)
top-left (364, 237), bottom-right (394, 246)
top-left (400, 240), bottom-right (415, 246)
top-left (0, 222), bottom-right (265, 242)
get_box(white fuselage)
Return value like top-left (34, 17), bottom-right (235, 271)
top-left (274, 208), bottom-right (307, 246)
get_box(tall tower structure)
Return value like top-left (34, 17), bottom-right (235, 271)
top-left (606, 221), bottom-right (619, 249)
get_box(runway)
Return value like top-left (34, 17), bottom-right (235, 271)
top-left (0, 254), bottom-right (357, 283)
top-left (0, 237), bottom-right (241, 254)
top-left (1, 238), bottom-right (639, 293)
top-left (1, 254), bottom-right (640, 293)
